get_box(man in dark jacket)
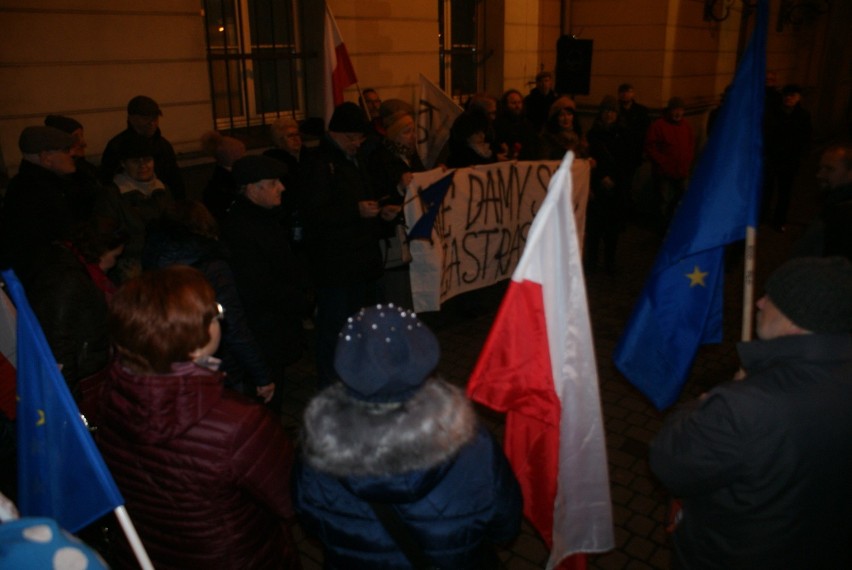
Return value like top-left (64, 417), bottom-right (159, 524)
top-left (300, 102), bottom-right (395, 387)
top-left (793, 144), bottom-right (852, 260)
top-left (0, 126), bottom-right (77, 281)
top-left (524, 70), bottom-right (558, 133)
top-left (221, 155), bottom-right (303, 412)
top-left (99, 95), bottom-right (185, 199)
top-left (762, 84), bottom-right (811, 231)
top-left (650, 257), bottom-right (852, 570)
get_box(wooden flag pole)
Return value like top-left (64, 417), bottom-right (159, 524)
top-left (741, 226), bottom-right (757, 341)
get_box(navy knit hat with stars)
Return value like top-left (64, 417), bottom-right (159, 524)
top-left (334, 304), bottom-right (440, 403)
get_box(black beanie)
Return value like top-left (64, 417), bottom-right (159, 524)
top-left (328, 102), bottom-right (369, 134)
top-left (764, 257), bottom-right (852, 333)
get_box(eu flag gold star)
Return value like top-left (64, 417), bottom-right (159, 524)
top-left (686, 265), bottom-right (708, 287)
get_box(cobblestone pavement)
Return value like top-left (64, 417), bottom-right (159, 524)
top-left (279, 162), bottom-right (819, 569)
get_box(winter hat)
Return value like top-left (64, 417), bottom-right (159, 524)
top-left (334, 304), bottom-right (440, 403)
top-left (231, 155), bottom-right (287, 185)
top-left (328, 101), bottom-right (369, 134)
top-left (44, 115), bottom-right (83, 134)
top-left (18, 126), bottom-right (74, 154)
top-left (764, 256), bottom-right (852, 333)
top-left (127, 95), bottom-right (162, 117)
top-left (380, 99), bottom-right (415, 140)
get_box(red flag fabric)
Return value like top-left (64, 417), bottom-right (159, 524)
top-left (467, 153), bottom-right (613, 569)
top-left (323, 5), bottom-right (358, 124)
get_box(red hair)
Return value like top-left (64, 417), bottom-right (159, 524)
top-left (109, 266), bottom-right (217, 373)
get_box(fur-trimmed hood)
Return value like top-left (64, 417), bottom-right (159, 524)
top-left (301, 378), bottom-right (477, 487)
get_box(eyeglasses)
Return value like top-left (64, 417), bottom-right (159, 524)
top-left (214, 303), bottom-right (225, 321)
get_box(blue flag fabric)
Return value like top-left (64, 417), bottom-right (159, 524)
top-left (613, 0), bottom-right (767, 410)
top-left (407, 170), bottom-right (455, 241)
top-left (2, 269), bottom-right (123, 532)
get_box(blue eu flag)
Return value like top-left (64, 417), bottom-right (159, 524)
top-left (2, 269), bottom-right (124, 532)
top-left (613, 0), bottom-right (767, 410)
top-left (407, 171), bottom-right (455, 242)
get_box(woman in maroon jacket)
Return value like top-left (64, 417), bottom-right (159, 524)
top-left (80, 266), bottom-right (300, 569)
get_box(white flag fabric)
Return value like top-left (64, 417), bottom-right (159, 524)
top-left (416, 74), bottom-right (462, 169)
top-left (468, 152), bottom-right (614, 568)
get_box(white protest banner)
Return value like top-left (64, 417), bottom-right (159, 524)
top-left (404, 159), bottom-right (590, 312)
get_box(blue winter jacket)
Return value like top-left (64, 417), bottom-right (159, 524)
top-left (294, 380), bottom-right (522, 569)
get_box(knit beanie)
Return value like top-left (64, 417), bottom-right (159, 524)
top-left (764, 256), bottom-right (852, 333)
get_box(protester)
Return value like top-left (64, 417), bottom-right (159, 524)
top-left (645, 96), bottom-right (694, 232)
top-left (493, 89), bottom-right (538, 160)
top-left (650, 256), bottom-right (852, 569)
top-left (368, 99), bottom-right (421, 308)
top-left (793, 143), bottom-right (852, 260)
top-left (44, 114), bottom-right (101, 222)
top-left (79, 266), bottom-right (300, 570)
top-left (200, 131), bottom-right (246, 223)
top-left (143, 201), bottom-right (277, 403)
top-left (762, 83), bottom-right (812, 232)
top-left (616, 83), bottom-right (651, 203)
top-left (99, 95), bottom-right (185, 199)
top-left (585, 96), bottom-right (630, 274)
top-left (294, 304), bottom-right (522, 569)
top-left (538, 96), bottom-right (584, 160)
top-left (95, 135), bottom-right (173, 282)
top-left (24, 217), bottom-right (126, 388)
top-left (220, 155), bottom-right (304, 412)
top-left (300, 102), bottom-right (392, 388)
top-left (525, 70), bottom-right (559, 132)
top-left (0, 126), bottom-right (77, 281)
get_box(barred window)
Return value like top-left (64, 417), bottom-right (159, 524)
top-left (203, 0), bottom-right (305, 132)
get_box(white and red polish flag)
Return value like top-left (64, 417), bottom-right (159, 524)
top-left (467, 152), bottom-right (613, 570)
top-left (323, 4), bottom-right (358, 125)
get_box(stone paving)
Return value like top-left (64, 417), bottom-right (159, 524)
top-left (278, 163), bottom-right (818, 569)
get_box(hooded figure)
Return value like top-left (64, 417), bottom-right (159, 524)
top-left (294, 304), bottom-right (522, 569)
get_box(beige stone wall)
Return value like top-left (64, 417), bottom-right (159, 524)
top-left (327, 0), bottom-right (438, 111)
top-left (0, 0), bottom-right (210, 176)
top-left (0, 0), bottom-right (846, 178)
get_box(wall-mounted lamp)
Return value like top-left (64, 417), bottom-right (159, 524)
top-left (703, 0), bottom-right (758, 23)
top-left (776, 0), bottom-right (830, 32)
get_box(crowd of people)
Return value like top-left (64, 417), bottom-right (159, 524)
top-left (0, 69), bottom-right (849, 568)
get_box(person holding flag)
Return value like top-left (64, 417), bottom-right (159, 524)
top-left (613, 0), bottom-right (769, 411)
top-left (650, 257), bottom-right (852, 569)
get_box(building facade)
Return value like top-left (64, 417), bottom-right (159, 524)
top-left (0, 0), bottom-right (848, 181)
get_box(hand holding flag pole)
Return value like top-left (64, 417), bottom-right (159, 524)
top-left (613, 0), bottom-right (767, 409)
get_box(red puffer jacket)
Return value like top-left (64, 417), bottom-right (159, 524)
top-left (80, 359), bottom-right (299, 570)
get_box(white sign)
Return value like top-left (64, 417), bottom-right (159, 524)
top-left (404, 159), bottom-right (590, 312)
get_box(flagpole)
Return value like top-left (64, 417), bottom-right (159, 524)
top-left (355, 83), bottom-right (370, 121)
top-left (741, 226), bottom-right (757, 341)
top-left (114, 506), bottom-right (155, 570)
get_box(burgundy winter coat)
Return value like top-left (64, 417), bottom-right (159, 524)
top-left (79, 360), bottom-right (299, 569)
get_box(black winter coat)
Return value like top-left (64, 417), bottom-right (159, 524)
top-left (24, 243), bottom-right (109, 388)
top-left (142, 221), bottom-right (274, 390)
top-left (299, 138), bottom-right (383, 288)
top-left (220, 196), bottom-right (304, 370)
top-left (650, 333), bottom-right (852, 569)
